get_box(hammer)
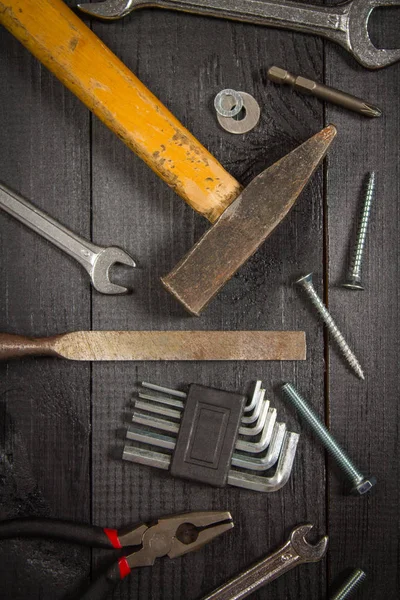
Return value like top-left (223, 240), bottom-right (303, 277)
top-left (0, 0), bottom-right (336, 315)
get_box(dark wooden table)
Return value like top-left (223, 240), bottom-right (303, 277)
top-left (0, 2), bottom-right (399, 598)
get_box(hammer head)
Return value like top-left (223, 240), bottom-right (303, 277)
top-left (162, 125), bottom-right (336, 315)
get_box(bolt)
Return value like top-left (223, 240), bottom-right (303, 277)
top-left (281, 383), bottom-right (377, 495)
top-left (295, 273), bottom-right (364, 380)
top-left (330, 569), bottom-right (367, 599)
top-left (343, 172), bottom-right (376, 290)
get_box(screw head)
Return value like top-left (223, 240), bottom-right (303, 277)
top-left (342, 276), bottom-right (364, 291)
top-left (351, 475), bottom-right (377, 496)
top-left (295, 272), bottom-right (314, 286)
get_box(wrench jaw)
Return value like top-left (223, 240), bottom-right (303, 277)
top-left (290, 524), bottom-right (328, 562)
top-left (78, 0), bottom-right (135, 19)
top-left (348, 0), bottom-right (400, 69)
top-left (91, 247), bottom-right (136, 295)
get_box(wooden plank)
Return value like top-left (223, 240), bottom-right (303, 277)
top-left (0, 1), bottom-right (92, 596)
top-left (90, 11), bottom-right (326, 600)
top-left (325, 12), bottom-right (400, 600)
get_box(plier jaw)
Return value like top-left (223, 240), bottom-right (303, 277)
top-left (126, 511), bottom-right (234, 568)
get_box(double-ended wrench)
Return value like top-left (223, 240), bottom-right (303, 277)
top-left (78, 0), bottom-right (400, 70)
top-left (0, 183), bottom-right (136, 294)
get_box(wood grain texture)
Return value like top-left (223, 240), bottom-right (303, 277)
top-left (1, 1), bottom-right (398, 600)
top-left (324, 6), bottom-right (400, 598)
top-left (0, 1), bottom-right (91, 597)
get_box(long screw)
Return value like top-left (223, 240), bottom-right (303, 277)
top-left (343, 172), bottom-right (376, 290)
top-left (295, 273), bottom-right (364, 380)
top-left (330, 569), bottom-right (367, 599)
top-left (281, 383), bottom-right (377, 495)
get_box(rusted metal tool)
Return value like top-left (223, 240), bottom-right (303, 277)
top-left (78, 0), bottom-right (400, 70)
top-left (268, 67), bottom-right (382, 118)
top-left (0, 330), bottom-right (306, 361)
top-left (0, 0), bottom-right (335, 314)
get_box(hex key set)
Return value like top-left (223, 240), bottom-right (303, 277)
top-left (123, 381), bottom-right (299, 493)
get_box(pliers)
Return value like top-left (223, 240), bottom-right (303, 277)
top-left (0, 510), bottom-right (233, 599)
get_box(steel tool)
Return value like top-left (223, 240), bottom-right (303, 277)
top-left (342, 172), bottom-right (376, 290)
top-left (282, 383), bottom-right (377, 495)
top-left (0, 511), bottom-right (233, 600)
top-left (123, 382), bottom-right (300, 490)
top-left (268, 67), bottom-right (382, 117)
top-left (129, 409), bottom-right (281, 467)
top-left (202, 524), bottom-right (328, 599)
top-left (131, 381), bottom-right (285, 469)
top-left (0, 330), bottom-right (306, 361)
top-left (78, 0), bottom-right (400, 70)
top-left (0, 182), bottom-right (135, 295)
top-left (295, 273), bottom-right (364, 379)
top-left (124, 433), bottom-right (299, 492)
top-left (0, 0), bottom-right (335, 315)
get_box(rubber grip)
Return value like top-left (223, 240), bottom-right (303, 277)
top-left (0, 518), bottom-right (117, 548)
top-left (79, 561), bottom-right (124, 600)
top-left (0, 0), bottom-right (242, 222)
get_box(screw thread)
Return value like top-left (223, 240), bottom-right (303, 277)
top-left (299, 277), bottom-right (364, 379)
top-left (348, 172), bottom-right (375, 281)
top-left (330, 569), bottom-right (366, 600)
top-left (282, 384), bottom-right (364, 484)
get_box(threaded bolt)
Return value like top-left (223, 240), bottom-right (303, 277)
top-left (281, 383), bottom-right (376, 495)
top-left (295, 273), bottom-right (364, 380)
top-left (330, 569), bottom-right (367, 599)
top-left (343, 172), bottom-right (376, 290)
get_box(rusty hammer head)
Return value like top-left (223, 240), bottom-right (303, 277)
top-left (162, 125), bottom-right (336, 316)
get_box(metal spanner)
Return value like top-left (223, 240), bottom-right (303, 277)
top-left (0, 183), bottom-right (136, 294)
top-left (202, 524), bottom-right (328, 600)
top-left (78, 0), bottom-right (400, 70)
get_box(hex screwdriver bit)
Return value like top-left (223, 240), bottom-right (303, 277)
top-left (268, 66), bottom-right (382, 118)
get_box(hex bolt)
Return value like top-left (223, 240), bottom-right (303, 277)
top-left (281, 383), bottom-right (377, 495)
top-left (330, 568), bottom-right (367, 599)
top-left (295, 273), bottom-right (364, 380)
top-left (342, 172), bottom-right (376, 290)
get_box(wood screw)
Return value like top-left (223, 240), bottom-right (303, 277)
top-left (295, 272), bottom-right (364, 380)
top-left (281, 383), bottom-right (377, 495)
top-left (342, 172), bottom-right (376, 290)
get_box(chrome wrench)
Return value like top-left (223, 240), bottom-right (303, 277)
top-left (202, 524), bottom-right (328, 600)
top-left (0, 183), bottom-right (136, 294)
top-left (78, 0), bottom-right (400, 70)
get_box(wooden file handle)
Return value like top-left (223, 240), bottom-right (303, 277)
top-left (0, 333), bottom-right (60, 360)
top-left (0, 0), bottom-right (242, 223)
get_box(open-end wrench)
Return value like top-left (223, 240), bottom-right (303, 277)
top-left (78, 0), bottom-right (400, 70)
top-left (202, 524), bottom-right (328, 600)
top-left (0, 183), bottom-right (136, 295)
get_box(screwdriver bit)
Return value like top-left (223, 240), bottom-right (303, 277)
top-left (268, 66), bottom-right (382, 118)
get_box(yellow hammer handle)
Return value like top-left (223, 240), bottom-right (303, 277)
top-left (0, 0), bottom-right (242, 222)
